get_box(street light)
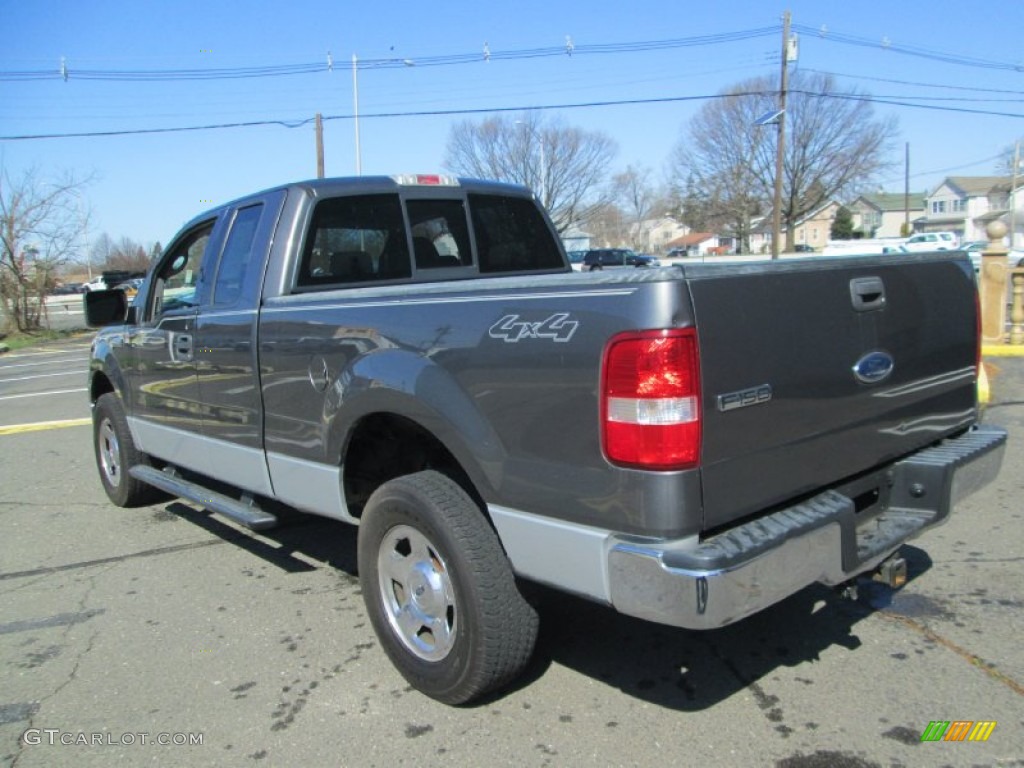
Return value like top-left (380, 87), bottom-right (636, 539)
top-left (514, 119), bottom-right (546, 207)
top-left (351, 54), bottom-right (415, 176)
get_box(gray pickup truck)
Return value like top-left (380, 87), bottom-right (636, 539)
top-left (86, 175), bottom-right (1005, 704)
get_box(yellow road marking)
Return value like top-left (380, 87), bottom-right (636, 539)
top-left (0, 417), bottom-right (92, 435)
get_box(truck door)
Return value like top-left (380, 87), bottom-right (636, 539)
top-left (191, 191), bottom-right (286, 495)
top-left (127, 218), bottom-right (222, 469)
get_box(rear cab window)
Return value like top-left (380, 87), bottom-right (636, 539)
top-left (293, 178), bottom-right (566, 292)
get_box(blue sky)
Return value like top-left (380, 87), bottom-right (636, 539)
top-left (2, 0), bottom-right (1023, 251)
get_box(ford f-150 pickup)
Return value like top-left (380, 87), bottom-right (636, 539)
top-left (85, 175), bottom-right (1006, 704)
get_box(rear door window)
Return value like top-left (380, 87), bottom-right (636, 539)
top-left (213, 204), bottom-right (263, 306)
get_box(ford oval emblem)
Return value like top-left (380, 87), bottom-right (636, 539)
top-left (853, 351), bottom-right (894, 384)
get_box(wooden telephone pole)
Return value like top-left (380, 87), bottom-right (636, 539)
top-left (315, 113), bottom-right (325, 179)
top-left (771, 10), bottom-right (791, 260)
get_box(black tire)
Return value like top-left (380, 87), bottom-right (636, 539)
top-left (358, 470), bottom-right (538, 705)
top-left (93, 393), bottom-right (162, 507)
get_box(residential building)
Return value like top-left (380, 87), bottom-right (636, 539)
top-left (849, 192), bottom-right (926, 239)
top-left (628, 216), bottom-right (689, 254)
top-left (665, 232), bottom-right (719, 258)
top-left (789, 200), bottom-right (841, 251)
top-left (918, 176), bottom-right (1023, 245)
top-left (561, 228), bottom-right (591, 253)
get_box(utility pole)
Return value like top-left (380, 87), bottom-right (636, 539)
top-left (315, 113), bottom-right (325, 179)
top-left (903, 142), bottom-right (910, 237)
top-left (771, 10), bottom-right (791, 260)
top-left (1010, 139), bottom-right (1020, 250)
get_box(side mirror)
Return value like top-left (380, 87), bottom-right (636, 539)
top-left (84, 289), bottom-right (129, 328)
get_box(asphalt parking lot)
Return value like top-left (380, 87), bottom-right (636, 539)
top-left (1, 336), bottom-right (1022, 768)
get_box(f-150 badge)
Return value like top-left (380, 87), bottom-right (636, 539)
top-left (488, 313), bottom-right (579, 343)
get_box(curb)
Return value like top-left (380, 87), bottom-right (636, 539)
top-left (981, 345), bottom-right (1024, 357)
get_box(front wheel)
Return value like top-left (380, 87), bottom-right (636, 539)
top-left (93, 393), bottom-right (162, 507)
top-left (358, 470), bottom-right (538, 705)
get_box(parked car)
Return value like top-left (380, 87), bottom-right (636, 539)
top-left (82, 276), bottom-right (109, 292)
top-left (958, 241), bottom-right (1024, 272)
top-left (50, 282), bottom-right (83, 296)
top-left (582, 248), bottom-right (660, 271)
top-left (900, 232), bottom-right (958, 253)
top-left (82, 174), bottom-right (1005, 706)
top-left (566, 250), bottom-right (587, 272)
top-left (112, 278), bottom-right (144, 299)
top-left (793, 244), bottom-right (815, 253)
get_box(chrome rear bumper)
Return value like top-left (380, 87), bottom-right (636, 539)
top-left (607, 425), bottom-right (1006, 629)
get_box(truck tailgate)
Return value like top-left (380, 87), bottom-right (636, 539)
top-left (684, 253), bottom-right (979, 532)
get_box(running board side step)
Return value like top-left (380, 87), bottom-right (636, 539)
top-left (129, 465), bottom-right (278, 531)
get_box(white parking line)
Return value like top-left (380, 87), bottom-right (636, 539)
top-left (0, 356), bottom-right (90, 370)
top-left (0, 345), bottom-right (92, 360)
top-left (0, 388), bottom-right (87, 401)
top-left (0, 371), bottom-right (84, 384)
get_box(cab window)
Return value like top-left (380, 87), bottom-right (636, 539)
top-left (297, 194), bottom-right (410, 287)
top-left (469, 194), bottom-right (564, 273)
top-left (213, 205), bottom-right (262, 306)
top-left (148, 221), bottom-right (215, 322)
top-left (406, 199), bottom-right (472, 270)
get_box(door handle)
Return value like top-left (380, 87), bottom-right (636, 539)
top-left (850, 276), bottom-right (886, 312)
top-left (174, 333), bottom-right (194, 361)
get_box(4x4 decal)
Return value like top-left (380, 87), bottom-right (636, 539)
top-left (488, 312), bottom-right (579, 343)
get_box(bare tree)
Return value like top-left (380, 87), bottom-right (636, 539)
top-left (671, 72), bottom-right (897, 251)
top-left (0, 166), bottom-right (91, 332)
top-left (86, 233), bottom-right (158, 274)
top-left (444, 111), bottom-right (618, 233)
top-left (584, 202), bottom-right (628, 248)
top-left (614, 165), bottom-right (660, 251)
top-left (997, 137), bottom-right (1024, 175)
top-left (669, 96), bottom-right (765, 253)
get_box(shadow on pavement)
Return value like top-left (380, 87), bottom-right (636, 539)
top-left (162, 499), bottom-right (932, 712)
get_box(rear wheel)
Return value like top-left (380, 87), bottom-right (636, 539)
top-left (358, 470), bottom-right (538, 704)
top-left (93, 393), bottom-right (162, 507)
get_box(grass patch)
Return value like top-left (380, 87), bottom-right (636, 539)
top-left (0, 328), bottom-right (91, 352)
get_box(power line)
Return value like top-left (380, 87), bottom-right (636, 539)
top-left (790, 88), bottom-right (1024, 120)
top-left (804, 68), bottom-right (1024, 97)
top-left (0, 28), bottom-right (779, 83)
top-left (792, 23), bottom-right (1024, 73)
top-left (879, 153), bottom-right (1006, 184)
top-left (4, 88), bottom-right (1022, 142)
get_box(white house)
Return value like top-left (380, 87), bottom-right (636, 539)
top-left (560, 228), bottom-right (592, 253)
top-left (665, 232), bottom-right (720, 257)
top-left (918, 176), bottom-right (1024, 245)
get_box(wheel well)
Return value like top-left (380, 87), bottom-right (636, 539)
top-left (90, 373), bottom-right (114, 403)
top-left (342, 413), bottom-right (482, 518)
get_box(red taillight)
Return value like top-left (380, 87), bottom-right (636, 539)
top-left (601, 329), bottom-right (701, 470)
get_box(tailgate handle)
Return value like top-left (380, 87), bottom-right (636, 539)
top-left (850, 277), bottom-right (886, 312)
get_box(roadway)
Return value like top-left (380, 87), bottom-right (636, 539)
top-left (0, 336), bottom-right (1022, 767)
